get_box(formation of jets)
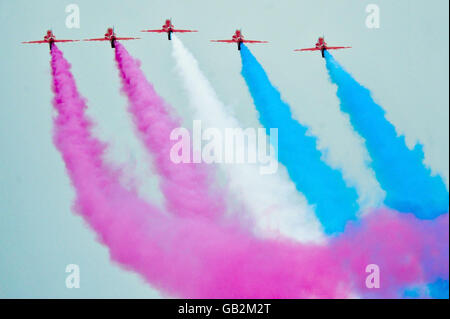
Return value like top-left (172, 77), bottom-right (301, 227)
top-left (211, 29), bottom-right (268, 51)
top-left (22, 29), bottom-right (79, 51)
top-left (22, 19), bottom-right (351, 57)
top-left (141, 19), bottom-right (198, 40)
top-left (84, 27), bottom-right (140, 48)
top-left (294, 36), bottom-right (351, 58)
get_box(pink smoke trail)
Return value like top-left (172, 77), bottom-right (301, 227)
top-left (114, 42), bottom-right (224, 220)
top-left (51, 45), bottom-right (448, 299)
top-left (334, 211), bottom-right (448, 298)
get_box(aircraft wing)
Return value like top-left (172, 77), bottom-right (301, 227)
top-left (54, 39), bottom-right (79, 43)
top-left (210, 40), bottom-right (236, 43)
top-left (294, 47), bottom-right (320, 51)
top-left (242, 40), bottom-right (268, 43)
top-left (172, 29), bottom-right (198, 33)
top-left (115, 37), bottom-right (140, 40)
top-left (83, 38), bottom-right (109, 41)
top-left (22, 40), bottom-right (48, 44)
top-left (22, 39), bottom-right (78, 44)
top-left (326, 46), bottom-right (351, 50)
top-left (141, 29), bottom-right (165, 33)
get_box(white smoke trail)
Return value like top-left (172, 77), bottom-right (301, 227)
top-left (171, 36), bottom-right (325, 243)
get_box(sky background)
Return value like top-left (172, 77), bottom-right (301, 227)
top-left (0, 0), bottom-right (448, 298)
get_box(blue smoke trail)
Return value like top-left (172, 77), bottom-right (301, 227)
top-left (402, 280), bottom-right (449, 299)
top-left (324, 51), bottom-right (449, 219)
top-left (428, 279), bottom-right (449, 299)
top-left (240, 45), bottom-right (359, 234)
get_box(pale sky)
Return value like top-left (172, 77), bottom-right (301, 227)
top-left (0, 0), bottom-right (448, 298)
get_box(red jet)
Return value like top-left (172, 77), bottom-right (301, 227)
top-left (295, 36), bottom-right (351, 58)
top-left (211, 30), bottom-right (268, 51)
top-left (83, 28), bottom-right (140, 48)
top-left (141, 19), bottom-right (197, 40)
top-left (22, 30), bottom-right (78, 51)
